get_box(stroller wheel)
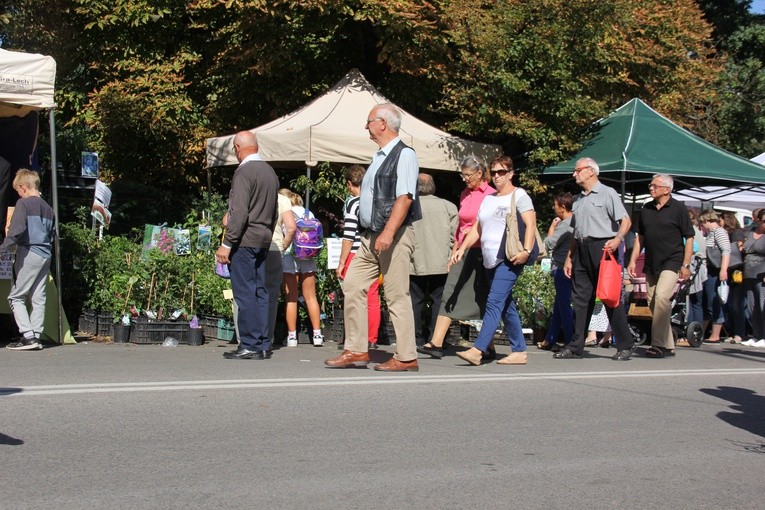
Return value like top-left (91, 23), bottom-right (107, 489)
top-left (629, 323), bottom-right (648, 345)
top-left (686, 322), bottom-right (703, 348)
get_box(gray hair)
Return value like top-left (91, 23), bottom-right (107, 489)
top-left (460, 155), bottom-right (487, 177)
top-left (417, 173), bottom-right (436, 195)
top-left (652, 173), bottom-right (674, 191)
top-left (375, 103), bottom-right (402, 132)
top-left (576, 157), bottom-right (600, 175)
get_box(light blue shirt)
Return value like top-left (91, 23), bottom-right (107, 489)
top-left (359, 137), bottom-right (418, 228)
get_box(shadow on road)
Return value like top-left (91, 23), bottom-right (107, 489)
top-left (0, 432), bottom-right (24, 446)
top-left (700, 386), bottom-right (765, 445)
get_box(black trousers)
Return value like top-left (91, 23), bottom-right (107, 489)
top-left (570, 239), bottom-right (633, 353)
top-left (410, 273), bottom-right (447, 346)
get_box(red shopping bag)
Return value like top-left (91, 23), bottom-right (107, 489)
top-left (596, 250), bottom-right (622, 307)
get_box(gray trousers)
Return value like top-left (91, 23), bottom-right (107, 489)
top-left (8, 249), bottom-right (51, 338)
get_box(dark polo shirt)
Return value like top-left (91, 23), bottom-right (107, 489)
top-left (638, 196), bottom-right (694, 276)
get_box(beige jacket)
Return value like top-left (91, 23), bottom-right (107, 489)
top-left (410, 195), bottom-right (458, 276)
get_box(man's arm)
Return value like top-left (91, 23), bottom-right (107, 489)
top-left (604, 215), bottom-right (631, 253)
top-left (374, 194), bottom-right (413, 253)
top-left (627, 234), bottom-right (643, 277)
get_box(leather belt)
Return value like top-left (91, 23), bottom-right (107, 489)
top-left (577, 236), bottom-right (611, 243)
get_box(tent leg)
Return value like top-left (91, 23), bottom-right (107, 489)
top-left (49, 109), bottom-right (64, 343)
top-left (304, 164), bottom-right (312, 211)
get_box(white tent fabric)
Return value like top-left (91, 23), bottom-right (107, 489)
top-left (206, 69), bottom-right (500, 171)
top-left (0, 49), bottom-right (56, 116)
top-left (753, 152), bottom-right (765, 165)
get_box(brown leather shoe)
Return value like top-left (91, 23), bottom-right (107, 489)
top-left (324, 350), bottom-right (370, 368)
top-left (373, 358), bottom-right (419, 372)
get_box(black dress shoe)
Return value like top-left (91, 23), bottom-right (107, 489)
top-left (251, 350), bottom-right (272, 360)
top-left (553, 348), bottom-right (583, 359)
top-left (611, 349), bottom-right (632, 361)
top-left (223, 347), bottom-right (255, 359)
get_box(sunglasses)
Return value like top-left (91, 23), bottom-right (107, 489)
top-left (490, 169), bottom-right (510, 177)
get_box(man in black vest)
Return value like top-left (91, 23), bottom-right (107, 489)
top-left (325, 103), bottom-right (421, 371)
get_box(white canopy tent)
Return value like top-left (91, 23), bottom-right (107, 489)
top-left (0, 48), bottom-right (72, 343)
top-left (206, 69), bottom-right (501, 199)
top-left (753, 152), bottom-right (765, 165)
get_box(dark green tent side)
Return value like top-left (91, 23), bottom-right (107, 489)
top-left (544, 98), bottom-right (765, 186)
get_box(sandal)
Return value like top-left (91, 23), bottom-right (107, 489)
top-left (704, 338), bottom-right (722, 344)
top-left (536, 340), bottom-right (554, 351)
top-left (644, 346), bottom-right (675, 358)
top-left (598, 338), bottom-right (611, 348)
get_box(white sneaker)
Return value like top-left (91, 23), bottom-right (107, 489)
top-left (286, 337), bottom-right (298, 347)
top-left (754, 339), bottom-right (765, 348)
top-left (741, 339), bottom-right (756, 346)
top-left (312, 333), bottom-right (324, 347)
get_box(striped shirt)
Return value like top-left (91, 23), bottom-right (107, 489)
top-left (342, 196), bottom-right (362, 253)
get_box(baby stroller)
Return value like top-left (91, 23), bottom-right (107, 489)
top-left (626, 253), bottom-right (704, 347)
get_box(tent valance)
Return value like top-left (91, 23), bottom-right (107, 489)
top-left (0, 49), bottom-right (56, 117)
top-left (206, 69), bottom-right (500, 171)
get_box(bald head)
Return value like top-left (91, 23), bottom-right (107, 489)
top-left (417, 173), bottom-right (435, 195)
top-left (233, 131), bottom-right (259, 162)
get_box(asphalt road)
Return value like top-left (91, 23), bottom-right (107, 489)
top-left (1, 339), bottom-right (764, 510)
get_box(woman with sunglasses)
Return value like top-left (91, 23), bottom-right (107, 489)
top-left (416, 156), bottom-right (495, 359)
top-left (452, 155), bottom-right (538, 366)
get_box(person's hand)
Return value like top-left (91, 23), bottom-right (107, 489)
top-left (374, 231), bottom-right (394, 253)
top-left (336, 266), bottom-right (345, 280)
top-left (678, 266), bottom-right (691, 281)
top-left (509, 250), bottom-right (530, 265)
top-left (564, 256), bottom-right (573, 278)
top-left (604, 237), bottom-right (621, 253)
top-left (215, 245), bottom-right (231, 264)
top-left (627, 262), bottom-right (637, 278)
top-left (719, 270), bottom-right (728, 282)
top-left (451, 249), bottom-right (465, 266)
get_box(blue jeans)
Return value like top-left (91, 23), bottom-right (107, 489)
top-left (703, 270), bottom-right (725, 324)
top-left (546, 267), bottom-right (573, 344)
top-left (230, 246), bottom-right (271, 351)
top-left (474, 261), bottom-right (526, 353)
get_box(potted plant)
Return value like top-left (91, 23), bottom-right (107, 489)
top-left (514, 265), bottom-right (556, 342)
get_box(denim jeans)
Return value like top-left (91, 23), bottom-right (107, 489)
top-left (545, 267), bottom-right (573, 344)
top-left (230, 246), bottom-right (270, 351)
top-left (474, 261), bottom-right (525, 353)
top-left (703, 270), bottom-right (725, 324)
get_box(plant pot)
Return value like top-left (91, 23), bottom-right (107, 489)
top-left (112, 323), bottom-right (130, 343)
top-left (188, 327), bottom-right (204, 346)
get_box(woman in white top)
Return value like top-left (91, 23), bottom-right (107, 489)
top-left (451, 155), bottom-right (538, 366)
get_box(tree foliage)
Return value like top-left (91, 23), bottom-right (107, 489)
top-left (0, 0), bottom-right (753, 212)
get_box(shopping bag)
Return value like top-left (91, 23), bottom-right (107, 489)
top-left (718, 281), bottom-right (729, 304)
top-left (596, 250), bottom-right (622, 307)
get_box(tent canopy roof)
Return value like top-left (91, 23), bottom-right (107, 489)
top-left (544, 98), bottom-right (765, 184)
top-left (206, 69), bottom-right (500, 171)
top-left (0, 49), bottom-right (56, 117)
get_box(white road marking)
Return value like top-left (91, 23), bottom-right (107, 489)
top-left (2, 368), bottom-right (764, 396)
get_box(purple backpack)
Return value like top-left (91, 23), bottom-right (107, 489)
top-left (293, 211), bottom-right (324, 260)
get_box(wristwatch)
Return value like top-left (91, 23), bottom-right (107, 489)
top-left (682, 263), bottom-right (690, 269)
top-left (524, 248), bottom-right (532, 254)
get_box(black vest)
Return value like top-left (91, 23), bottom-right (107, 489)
top-left (370, 140), bottom-right (422, 232)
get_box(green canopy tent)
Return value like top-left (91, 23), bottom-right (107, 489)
top-left (543, 98), bottom-right (765, 202)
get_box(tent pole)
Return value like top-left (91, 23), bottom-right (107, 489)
top-left (49, 109), bottom-right (64, 344)
top-left (304, 163), bottom-right (313, 211)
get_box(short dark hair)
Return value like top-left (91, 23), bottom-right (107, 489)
top-left (489, 155), bottom-right (514, 172)
top-left (345, 165), bottom-right (365, 187)
top-left (555, 192), bottom-right (573, 212)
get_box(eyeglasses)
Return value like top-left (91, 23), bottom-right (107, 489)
top-left (460, 170), bottom-right (478, 180)
top-left (573, 166), bottom-right (590, 173)
top-left (490, 169), bottom-right (509, 177)
top-left (648, 183), bottom-right (669, 189)
top-left (365, 117), bottom-right (383, 126)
